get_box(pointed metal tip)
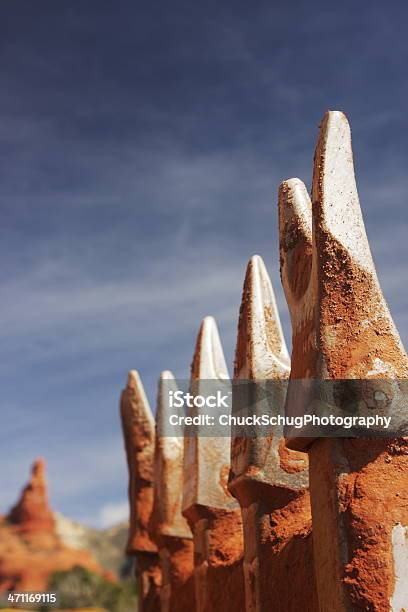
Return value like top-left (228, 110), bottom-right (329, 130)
top-left (313, 108), bottom-right (375, 273)
top-left (281, 176), bottom-right (307, 188)
top-left (156, 370), bottom-right (178, 435)
top-left (279, 178), bottom-right (312, 244)
top-left (127, 369), bottom-right (140, 389)
top-left (247, 254), bottom-right (276, 286)
top-left (317, 110), bottom-right (352, 167)
top-left (158, 370), bottom-right (177, 403)
top-left (246, 254), bottom-right (268, 284)
top-left (318, 110), bottom-right (349, 141)
top-left (191, 316), bottom-right (229, 380)
top-left (234, 255), bottom-right (289, 379)
top-left (201, 314), bottom-right (216, 330)
top-left (160, 369), bottom-right (175, 381)
top-left (158, 369), bottom-right (177, 395)
top-left (249, 253), bottom-right (262, 266)
top-left (278, 178), bottom-right (313, 307)
top-left (323, 109), bottom-right (348, 122)
top-left (307, 110), bottom-right (408, 379)
top-left (122, 370), bottom-right (154, 429)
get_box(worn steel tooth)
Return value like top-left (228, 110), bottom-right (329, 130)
top-left (152, 371), bottom-right (192, 539)
top-left (120, 371), bottom-right (156, 553)
top-left (150, 371), bottom-right (194, 612)
top-left (182, 316), bottom-right (244, 612)
top-left (183, 316), bottom-right (235, 512)
top-left (120, 370), bottom-right (161, 611)
top-left (281, 110), bottom-right (408, 611)
top-left (229, 255), bottom-right (315, 611)
top-left (191, 315), bottom-right (230, 381)
top-left (312, 110), bottom-right (408, 380)
top-left (278, 178), bottom-right (320, 453)
top-left (279, 178), bottom-right (317, 380)
top-left (233, 254), bottom-right (290, 380)
top-left (230, 254), bottom-right (300, 487)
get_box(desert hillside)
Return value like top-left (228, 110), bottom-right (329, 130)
top-left (54, 514), bottom-right (130, 578)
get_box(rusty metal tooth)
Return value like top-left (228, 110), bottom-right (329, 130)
top-left (281, 110), bottom-right (408, 611)
top-left (182, 316), bottom-right (244, 612)
top-left (120, 370), bottom-right (161, 611)
top-left (150, 371), bottom-right (194, 612)
top-left (229, 255), bottom-right (315, 612)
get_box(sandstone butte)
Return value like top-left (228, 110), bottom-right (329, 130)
top-left (0, 458), bottom-right (115, 592)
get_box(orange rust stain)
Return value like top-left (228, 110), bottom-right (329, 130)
top-left (317, 236), bottom-right (408, 379)
top-left (263, 305), bottom-right (283, 356)
top-left (338, 439), bottom-right (408, 610)
top-left (255, 491), bottom-right (318, 610)
top-left (219, 464), bottom-right (235, 499)
top-left (234, 280), bottom-right (251, 378)
top-left (161, 537), bottom-right (195, 612)
top-left (280, 214), bottom-right (313, 302)
top-left (278, 439), bottom-right (309, 474)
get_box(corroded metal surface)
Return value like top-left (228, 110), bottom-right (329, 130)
top-left (182, 316), bottom-right (244, 612)
top-left (152, 371), bottom-right (192, 541)
top-left (229, 255), bottom-right (316, 612)
top-left (151, 371), bottom-right (194, 612)
top-left (230, 255), bottom-right (308, 491)
top-left (280, 111), bottom-right (408, 611)
top-left (120, 370), bottom-right (161, 611)
top-left (182, 316), bottom-right (239, 515)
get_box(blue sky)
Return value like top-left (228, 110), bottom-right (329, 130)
top-left (1, 1), bottom-right (408, 527)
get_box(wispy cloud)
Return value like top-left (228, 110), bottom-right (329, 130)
top-left (96, 501), bottom-right (129, 529)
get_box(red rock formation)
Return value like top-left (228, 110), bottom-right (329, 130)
top-left (8, 458), bottom-right (55, 533)
top-left (0, 459), bottom-right (114, 593)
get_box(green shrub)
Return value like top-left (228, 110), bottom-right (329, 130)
top-left (44, 566), bottom-right (137, 612)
